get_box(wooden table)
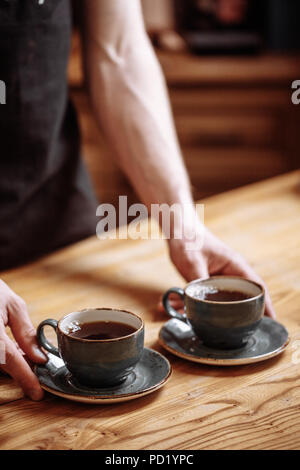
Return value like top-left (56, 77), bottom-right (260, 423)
top-left (1, 171), bottom-right (300, 450)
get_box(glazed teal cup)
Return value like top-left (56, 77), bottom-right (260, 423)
top-left (163, 276), bottom-right (265, 350)
top-left (37, 308), bottom-right (144, 387)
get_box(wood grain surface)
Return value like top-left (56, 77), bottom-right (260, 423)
top-left (1, 171), bottom-right (300, 450)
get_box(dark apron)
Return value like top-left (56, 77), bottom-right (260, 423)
top-left (0, 0), bottom-right (98, 270)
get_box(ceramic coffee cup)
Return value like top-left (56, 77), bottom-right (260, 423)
top-left (163, 276), bottom-right (265, 350)
top-left (37, 308), bottom-right (144, 387)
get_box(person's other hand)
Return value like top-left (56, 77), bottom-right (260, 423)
top-left (0, 280), bottom-right (47, 400)
top-left (158, 227), bottom-right (276, 319)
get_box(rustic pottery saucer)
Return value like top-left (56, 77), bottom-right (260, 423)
top-left (159, 317), bottom-right (289, 366)
top-left (35, 348), bottom-right (171, 404)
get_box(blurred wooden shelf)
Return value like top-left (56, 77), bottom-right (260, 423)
top-left (157, 50), bottom-right (300, 86)
top-left (157, 51), bottom-right (300, 199)
top-left (68, 32), bottom-right (300, 203)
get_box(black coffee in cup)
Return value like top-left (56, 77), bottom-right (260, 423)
top-left (37, 308), bottom-right (144, 386)
top-left (200, 289), bottom-right (252, 302)
top-left (163, 276), bottom-right (265, 349)
top-left (68, 321), bottom-right (137, 340)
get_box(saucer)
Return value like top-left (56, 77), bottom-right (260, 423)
top-left (159, 317), bottom-right (289, 366)
top-left (34, 348), bottom-right (171, 404)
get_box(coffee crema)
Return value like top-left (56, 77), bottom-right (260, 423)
top-left (68, 321), bottom-right (137, 340)
top-left (186, 286), bottom-right (253, 302)
top-left (201, 289), bottom-right (252, 302)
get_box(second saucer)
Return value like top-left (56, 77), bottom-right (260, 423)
top-left (159, 317), bottom-right (289, 366)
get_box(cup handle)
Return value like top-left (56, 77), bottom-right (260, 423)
top-left (37, 319), bottom-right (60, 358)
top-left (162, 287), bottom-right (188, 323)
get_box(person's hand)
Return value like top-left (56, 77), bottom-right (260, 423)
top-left (0, 280), bottom-right (47, 400)
top-left (158, 227), bottom-right (276, 319)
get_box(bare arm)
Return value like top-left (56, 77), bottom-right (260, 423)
top-left (82, 0), bottom-right (275, 318)
top-left (82, 0), bottom-right (192, 210)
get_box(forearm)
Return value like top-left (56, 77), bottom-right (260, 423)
top-left (83, 5), bottom-right (193, 211)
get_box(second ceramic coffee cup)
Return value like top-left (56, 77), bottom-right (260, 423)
top-left (37, 308), bottom-right (144, 387)
top-left (163, 276), bottom-right (265, 350)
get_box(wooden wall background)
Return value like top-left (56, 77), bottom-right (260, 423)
top-left (68, 31), bottom-right (300, 208)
